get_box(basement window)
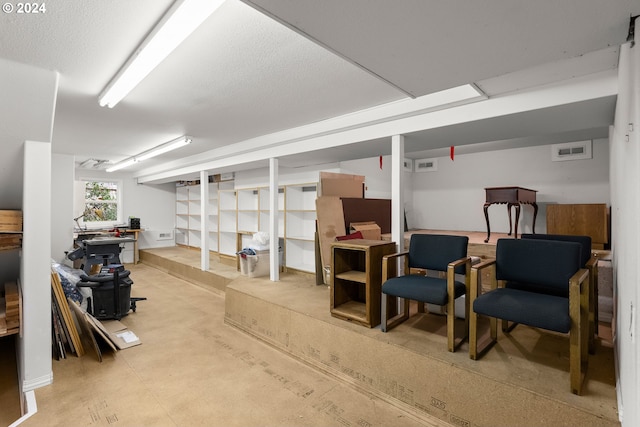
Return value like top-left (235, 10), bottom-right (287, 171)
top-left (551, 141), bottom-right (592, 162)
top-left (74, 179), bottom-right (123, 229)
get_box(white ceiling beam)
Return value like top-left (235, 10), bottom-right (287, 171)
top-left (136, 70), bottom-right (617, 184)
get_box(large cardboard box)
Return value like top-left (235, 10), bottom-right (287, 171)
top-left (349, 221), bottom-right (381, 240)
top-left (319, 171), bottom-right (364, 198)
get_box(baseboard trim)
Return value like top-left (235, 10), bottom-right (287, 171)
top-left (22, 372), bottom-right (53, 392)
top-left (8, 390), bottom-right (37, 427)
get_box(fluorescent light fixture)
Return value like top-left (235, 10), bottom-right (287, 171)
top-left (98, 0), bottom-right (226, 108)
top-left (106, 135), bottom-right (192, 172)
top-left (106, 158), bottom-right (138, 173)
top-left (78, 159), bottom-right (95, 168)
top-left (136, 136), bottom-right (192, 161)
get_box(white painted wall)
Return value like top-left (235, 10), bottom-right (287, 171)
top-left (0, 58), bottom-right (58, 395)
top-left (51, 154), bottom-right (75, 264)
top-left (408, 140), bottom-right (609, 234)
top-left (74, 169), bottom-right (176, 251)
top-left (21, 141), bottom-right (53, 391)
top-left (338, 142), bottom-right (609, 234)
top-left (122, 179), bottom-right (176, 249)
top-left (339, 154), bottom-right (414, 228)
top-left (609, 41), bottom-right (639, 427)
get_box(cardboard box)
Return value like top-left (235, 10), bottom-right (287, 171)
top-left (319, 171), bottom-right (365, 198)
top-left (349, 221), bottom-right (381, 240)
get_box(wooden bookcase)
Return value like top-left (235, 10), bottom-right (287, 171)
top-left (330, 239), bottom-right (396, 328)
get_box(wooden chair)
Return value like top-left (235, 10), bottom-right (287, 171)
top-left (381, 234), bottom-right (471, 352)
top-left (469, 238), bottom-right (590, 395)
top-left (520, 233), bottom-right (598, 353)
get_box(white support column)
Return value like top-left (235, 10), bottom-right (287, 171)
top-left (269, 158), bottom-right (280, 281)
top-left (391, 135), bottom-right (406, 314)
top-left (21, 140), bottom-right (53, 390)
top-left (200, 170), bottom-right (210, 271)
top-left (391, 135), bottom-right (405, 255)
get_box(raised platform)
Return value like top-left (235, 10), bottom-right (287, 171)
top-left (141, 236), bottom-right (619, 427)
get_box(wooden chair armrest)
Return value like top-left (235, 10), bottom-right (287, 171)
top-left (382, 251), bottom-right (409, 281)
top-left (447, 256), bottom-right (472, 301)
top-left (382, 251), bottom-right (409, 262)
top-left (470, 258), bottom-right (496, 301)
top-left (570, 268), bottom-right (590, 291)
top-left (472, 258), bottom-right (496, 271)
top-left (448, 256), bottom-right (472, 269)
top-left (569, 268), bottom-right (590, 311)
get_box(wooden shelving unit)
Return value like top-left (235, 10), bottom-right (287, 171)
top-left (174, 181), bottom-right (319, 274)
top-left (284, 183), bottom-right (317, 273)
top-left (207, 183), bottom-right (219, 252)
top-left (0, 210), bottom-right (22, 336)
top-left (218, 188), bottom-right (238, 257)
top-left (330, 239), bottom-right (396, 328)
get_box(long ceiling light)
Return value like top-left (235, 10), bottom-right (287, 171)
top-left (106, 136), bottom-right (192, 172)
top-left (136, 136), bottom-right (192, 161)
top-left (106, 158), bottom-right (138, 173)
top-left (98, 0), bottom-right (226, 108)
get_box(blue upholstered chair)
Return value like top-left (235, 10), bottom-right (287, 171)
top-left (520, 233), bottom-right (598, 353)
top-left (469, 238), bottom-right (590, 395)
top-left (381, 234), bottom-right (471, 352)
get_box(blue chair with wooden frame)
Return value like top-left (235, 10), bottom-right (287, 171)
top-left (520, 233), bottom-right (598, 354)
top-left (469, 238), bottom-right (590, 395)
top-left (381, 234), bottom-right (471, 352)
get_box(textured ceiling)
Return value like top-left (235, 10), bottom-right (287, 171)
top-left (1, 0), bottom-right (638, 180)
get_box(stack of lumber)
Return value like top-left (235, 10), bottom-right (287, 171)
top-left (51, 271), bottom-right (84, 359)
top-left (50, 270), bottom-right (141, 362)
top-left (0, 210), bottom-right (22, 251)
top-left (0, 281), bottom-right (20, 336)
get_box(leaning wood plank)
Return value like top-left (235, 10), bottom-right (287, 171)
top-left (51, 290), bottom-right (74, 355)
top-left (68, 300), bottom-right (102, 362)
top-left (83, 311), bottom-right (118, 353)
top-left (315, 196), bottom-right (346, 273)
top-left (50, 277), bottom-right (76, 355)
top-left (51, 272), bottom-right (85, 356)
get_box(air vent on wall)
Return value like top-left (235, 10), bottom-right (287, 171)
top-left (414, 158), bottom-right (438, 172)
top-left (551, 140), bottom-right (592, 162)
top-left (157, 230), bottom-right (174, 240)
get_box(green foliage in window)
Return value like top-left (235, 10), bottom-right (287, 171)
top-left (84, 181), bottom-right (118, 222)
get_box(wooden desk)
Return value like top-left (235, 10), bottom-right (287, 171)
top-left (483, 187), bottom-right (538, 243)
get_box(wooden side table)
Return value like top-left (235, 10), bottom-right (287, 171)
top-left (483, 187), bottom-right (538, 242)
top-left (330, 239), bottom-right (396, 327)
